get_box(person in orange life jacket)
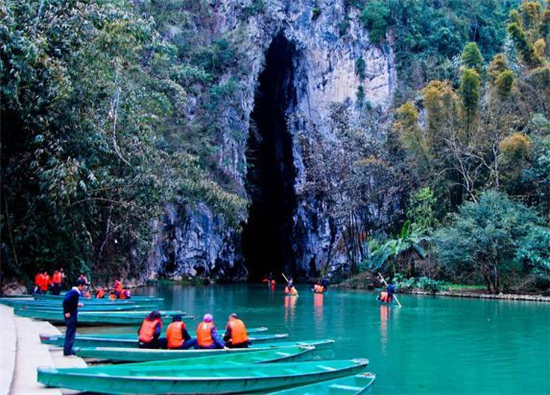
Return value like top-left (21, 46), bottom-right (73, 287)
top-left (108, 292), bottom-right (117, 300)
top-left (39, 271), bottom-right (51, 293)
top-left (196, 314), bottom-right (227, 349)
top-left (223, 313), bottom-right (250, 349)
top-left (119, 288), bottom-right (131, 299)
top-left (377, 284), bottom-right (396, 303)
top-left (166, 315), bottom-right (198, 350)
top-left (63, 278), bottom-right (87, 356)
top-left (78, 273), bottom-right (88, 284)
top-left (34, 272), bottom-right (43, 294)
top-left (51, 270), bottom-right (63, 295)
top-left (113, 279), bottom-right (123, 297)
top-left (138, 310), bottom-right (167, 349)
top-left (95, 287), bottom-right (106, 298)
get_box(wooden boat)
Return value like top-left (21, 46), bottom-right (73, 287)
top-left (13, 303), bottom-right (153, 312)
top-left (41, 332), bottom-right (289, 348)
top-left (268, 372), bottom-right (376, 395)
top-left (37, 358), bottom-right (368, 394)
top-left (33, 293), bottom-right (163, 303)
top-left (75, 339), bottom-right (335, 361)
top-left (376, 296), bottom-right (399, 306)
top-left (15, 309), bottom-right (192, 325)
top-left (39, 326), bottom-right (268, 345)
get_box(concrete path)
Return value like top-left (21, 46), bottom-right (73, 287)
top-left (1, 305), bottom-right (86, 395)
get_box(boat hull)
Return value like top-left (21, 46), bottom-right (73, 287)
top-left (37, 359), bottom-right (368, 394)
top-left (75, 339), bottom-right (335, 361)
top-left (268, 372), bottom-right (376, 395)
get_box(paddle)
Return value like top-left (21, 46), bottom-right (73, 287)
top-left (378, 273), bottom-right (402, 307)
top-left (282, 273), bottom-right (290, 283)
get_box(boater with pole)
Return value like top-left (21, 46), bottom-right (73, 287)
top-left (378, 273), bottom-right (402, 307)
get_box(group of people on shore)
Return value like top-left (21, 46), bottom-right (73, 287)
top-left (138, 311), bottom-right (251, 351)
top-left (33, 269), bottom-right (66, 295)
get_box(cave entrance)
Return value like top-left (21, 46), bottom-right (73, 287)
top-left (242, 34), bottom-right (298, 282)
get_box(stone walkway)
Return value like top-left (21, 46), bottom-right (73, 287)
top-left (1, 305), bottom-right (86, 395)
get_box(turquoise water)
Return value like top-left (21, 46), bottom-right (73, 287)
top-left (133, 284), bottom-right (549, 395)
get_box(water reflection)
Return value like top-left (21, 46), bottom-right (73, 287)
top-left (380, 305), bottom-right (391, 354)
top-left (284, 295), bottom-right (297, 323)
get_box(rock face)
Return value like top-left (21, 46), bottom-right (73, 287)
top-left (149, 0), bottom-right (396, 281)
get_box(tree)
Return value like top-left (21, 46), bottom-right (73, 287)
top-left (435, 191), bottom-right (538, 293)
top-left (461, 42), bottom-right (484, 74)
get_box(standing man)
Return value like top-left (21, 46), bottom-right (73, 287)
top-left (62, 278), bottom-right (86, 356)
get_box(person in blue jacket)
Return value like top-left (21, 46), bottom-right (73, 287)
top-left (62, 278), bottom-right (87, 356)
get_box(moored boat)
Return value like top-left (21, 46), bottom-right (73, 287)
top-left (75, 339), bottom-right (335, 361)
top-left (37, 358), bottom-right (368, 394)
top-left (16, 309), bottom-right (192, 325)
top-left (41, 332), bottom-right (289, 348)
top-left (33, 293), bottom-right (162, 302)
top-left (268, 372), bottom-right (376, 394)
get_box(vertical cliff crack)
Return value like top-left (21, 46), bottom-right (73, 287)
top-left (242, 34), bottom-right (297, 281)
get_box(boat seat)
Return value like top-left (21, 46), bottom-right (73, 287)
top-left (319, 366), bottom-right (337, 371)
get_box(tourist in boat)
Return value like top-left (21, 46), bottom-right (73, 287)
top-left (196, 313), bottom-right (227, 349)
top-left (78, 273), bottom-right (89, 287)
top-left (114, 278), bottom-right (123, 297)
top-left (321, 276), bottom-right (329, 291)
top-left (138, 310), bottom-right (166, 349)
top-left (285, 283), bottom-right (299, 296)
top-left (62, 278), bottom-right (87, 356)
top-left (95, 287), bottom-right (106, 298)
top-left (51, 270), bottom-right (63, 295)
top-left (223, 313), bottom-right (251, 348)
top-left (108, 292), bottom-right (117, 300)
top-left (119, 288), bottom-right (131, 299)
top-left (166, 314), bottom-right (198, 350)
top-left (377, 283), bottom-right (396, 303)
top-left (313, 283), bottom-right (324, 293)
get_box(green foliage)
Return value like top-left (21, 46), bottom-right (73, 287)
top-left (407, 187), bottom-right (438, 231)
top-left (393, 273), bottom-right (448, 293)
top-left (360, 1), bottom-right (391, 43)
top-left (435, 191), bottom-right (538, 293)
top-left (459, 67), bottom-right (481, 126)
top-left (495, 69), bottom-right (515, 97)
top-left (515, 226), bottom-right (550, 278)
top-left (0, 0), bottom-right (246, 282)
top-left (461, 42), bottom-right (484, 74)
top-left (355, 57), bottom-right (366, 81)
top-left (508, 22), bottom-right (537, 65)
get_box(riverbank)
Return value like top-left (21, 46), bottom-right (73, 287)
top-left (0, 305), bottom-right (86, 395)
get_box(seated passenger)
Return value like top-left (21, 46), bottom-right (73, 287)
top-left (196, 314), bottom-right (226, 349)
top-left (138, 310), bottom-right (166, 349)
top-left (166, 315), bottom-right (198, 350)
top-left (224, 313), bottom-right (250, 349)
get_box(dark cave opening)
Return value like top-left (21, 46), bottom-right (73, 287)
top-left (242, 34), bottom-right (298, 282)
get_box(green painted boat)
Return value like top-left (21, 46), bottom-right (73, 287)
top-left (41, 332), bottom-right (289, 348)
top-left (37, 358), bottom-right (368, 394)
top-left (16, 309), bottom-right (192, 325)
top-left (33, 294), bottom-right (163, 302)
top-left (14, 304), bottom-right (154, 312)
top-left (75, 339), bottom-right (335, 361)
top-left (268, 372), bottom-right (376, 395)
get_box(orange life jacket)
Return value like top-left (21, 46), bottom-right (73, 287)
top-left (114, 281), bottom-right (123, 293)
top-left (52, 272), bottom-right (62, 285)
top-left (84, 291), bottom-right (91, 299)
top-left (271, 280), bottom-right (276, 285)
top-left (380, 291), bottom-right (392, 303)
top-left (227, 319), bottom-right (248, 345)
top-left (284, 286), bottom-right (290, 294)
top-left (35, 273), bottom-right (42, 286)
top-left (138, 318), bottom-right (162, 343)
top-left (196, 322), bottom-right (214, 348)
top-left (40, 275), bottom-right (50, 291)
top-left (166, 321), bottom-right (187, 349)
top-left (314, 284), bottom-right (323, 292)
top-left (109, 293), bottom-right (116, 300)
top-left (96, 288), bottom-right (105, 298)
top-left (119, 291), bottom-right (127, 300)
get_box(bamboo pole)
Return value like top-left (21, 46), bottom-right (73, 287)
top-left (378, 272), bottom-right (402, 307)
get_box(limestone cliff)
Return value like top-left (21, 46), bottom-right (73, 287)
top-left (149, 0), bottom-right (398, 281)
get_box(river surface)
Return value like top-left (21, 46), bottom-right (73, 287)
top-left (130, 283), bottom-right (549, 395)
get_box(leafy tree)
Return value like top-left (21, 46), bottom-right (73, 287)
top-left (360, 1), bottom-right (392, 43)
top-left (515, 226), bottom-right (550, 279)
top-left (435, 191), bottom-right (538, 293)
top-left (461, 42), bottom-right (484, 74)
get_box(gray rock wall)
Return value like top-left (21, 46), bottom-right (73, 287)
top-left (149, 0), bottom-right (396, 281)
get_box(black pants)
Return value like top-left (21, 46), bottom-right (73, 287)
top-left (51, 284), bottom-right (61, 295)
top-left (139, 337), bottom-right (167, 349)
top-left (227, 341), bottom-right (250, 349)
top-left (64, 314), bottom-right (78, 356)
